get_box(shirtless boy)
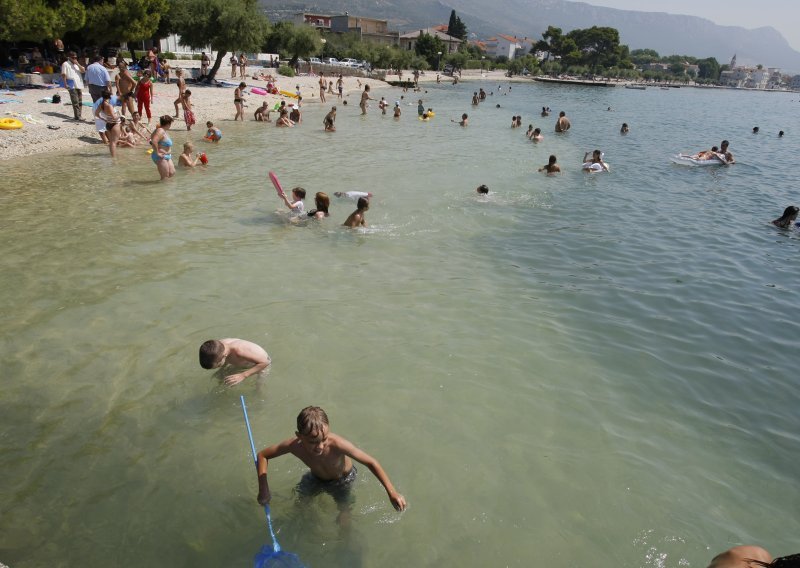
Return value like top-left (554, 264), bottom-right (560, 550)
top-left (198, 338), bottom-right (271, 386)
top-left (173, 68), bottom-right (186, 118)
top-left (256, 406), bottom-right (407, 516)
top-left (343, 197), bottom-right (369, 228)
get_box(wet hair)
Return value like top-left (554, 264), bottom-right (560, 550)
top-left (476, 184), bottom-right (489, 194)
top-left (548, 154), bottom-right (557, 165)
top-left (297, 406), bottom-right (329, 436)
top-left (779, 131), bottom-right (784, 137)
top-left (559, 111), bottom-right (566, 117)
top-left (711, 146), bottom-right (718, 152)
top-left (748, 554), bottom-right (800, 568)
top-left (720, 140), bottom-right (729, 148)
top-left (533, 128), bottom-right (541, 135)
top-left (357, 196), bottom-right (370, 210)
top-left (314, 192), bottom-right (330, 213)
top-left (774, 205), bottom-right (799, 227)
top-left (462, 113), bottom-right (468, 120)
top-left (753, 126), bottom-right (759, 133)
top-left (199, 340), bottom-right (225, 369)
top-left (292, 187), bottom-right (306, 199)
top-left (159, 115), bottom-right (173, 127)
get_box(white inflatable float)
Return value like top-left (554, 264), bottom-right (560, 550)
top-left (581, 161), bottom-right (610, 172)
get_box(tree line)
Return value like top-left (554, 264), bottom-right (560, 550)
top-left (0, 2), bottom-right (724, 82)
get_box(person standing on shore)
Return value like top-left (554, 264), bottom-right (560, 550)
top-left (86, 54), bottom-right (112, 102)
top-left (230, 54), bottom-right (238, 78)
top-left (173, 68), bottom-right (186, 118)
top-left (135, 70), bottom-right (154, 123)
top-left (60, 51), bottom-right (85, 121)
top-left (555, 111), bottom-right (571, 133)
top-left (337, 74), bottom-right (343, 99)
top-left (115, 60), bottom-right (136, 116)
top-left (239, 53), bottom-right (247, 78)
top-left (318, 72), bottom-right (326, 103)
top-left (200, 52), bottom-right (210, 80)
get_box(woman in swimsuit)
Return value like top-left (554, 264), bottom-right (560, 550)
top-left (151, 115), bottom-right (176, 180)
top-left (308, 192), bottom-right (331, 219)
top-left (538, 154), bottom-right (561, 175)
top-left (234, 82), bottom-right (246, 121)
top-left (95, 89), bottom-right (121, 158)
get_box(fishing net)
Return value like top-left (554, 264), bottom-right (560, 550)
top-left (253, 545), bottom-right (305, 568)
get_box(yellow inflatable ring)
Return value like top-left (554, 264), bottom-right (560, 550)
top-left (0, 118), bottom-right (24, 130)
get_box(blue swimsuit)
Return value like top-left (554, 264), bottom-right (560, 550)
top-left (151, 133), bottom-right (172, 163)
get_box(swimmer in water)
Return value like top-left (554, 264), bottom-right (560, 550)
top-left (451, 113), bottom-right (468, 126)
top-left (772, 205), bottom-right (799, 228)
top-left (538, 154), bottom-right (561, 175)
top-left (476, 184), bottom-right (489, 194)
top-left (529, 127), bottom-right (543, 142)
top-left (583, 149), bottom-right (609, 172)
top-left (343, 196), bottom-right (369, 228)
top-left (620, 123), bottom-right (629, 134)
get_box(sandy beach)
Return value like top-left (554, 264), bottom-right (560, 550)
top-left (0, 67), bottom-right (522, 161)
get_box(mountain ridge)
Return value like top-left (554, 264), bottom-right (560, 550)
top-left (259, 0), bottom-right (800, 72)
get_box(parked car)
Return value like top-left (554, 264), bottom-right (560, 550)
top-left (309, 57), bottom-right (322, 65)
top-left (339, 58), bottom-right (360, 68)
top-left (322, 57), bottom-right (339, 66)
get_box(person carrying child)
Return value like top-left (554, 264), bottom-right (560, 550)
top-left (255, 406), bottom-right (407, 522)
top-left (199, 338), bottom-right (270, 386)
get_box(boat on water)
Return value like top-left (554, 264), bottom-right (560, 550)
top-left (624, 84), bottom-right (646, 90)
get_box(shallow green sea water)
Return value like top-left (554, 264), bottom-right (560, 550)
top-left (1, 81), bottom-right (798, 567)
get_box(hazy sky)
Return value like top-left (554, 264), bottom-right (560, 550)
top-left (584, 0), bottom-right (800, 51)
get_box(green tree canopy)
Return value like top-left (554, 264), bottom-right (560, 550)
top-left (0, 0), bottom-right (86, 42)
top-left (171, 0), bottom-right (269, 79)
top-left (414, 32), bottom-right (446, 69)
top-left (83, 0), bottom-right (167, 45)
top-left (446, 10), bottom-right (467, 41)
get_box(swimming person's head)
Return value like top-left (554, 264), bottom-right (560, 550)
top-left (476, 185), bottom-right (489, 194)
top-left (779, 130), bottom-right (784, 137)
top-left (773, 205), bottom-right (799, 228)
top-left (292, 187), bottom-right (306, 200)
top-left (720, 140), bottom-right (729, 150)
top-left (533, 128), bottom-right (541, 136)
top-left (315, 192), bottom-right (330, 213)
top-left (183, 141), bottom-right (193, 153)
top-left (548, 154), bottom-right (557, 165)
top-left (199, 340), bottom-right (226, 369)
top-left (753, 126), bottom-right (759, 134)
top-left (357, 197), bottom-right (370, 211)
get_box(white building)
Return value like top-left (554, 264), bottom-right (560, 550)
top-left (484, 35), bottom-right (534, 59)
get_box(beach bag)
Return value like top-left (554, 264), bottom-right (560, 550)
top-left (52, 94), bottom-right (61, 104)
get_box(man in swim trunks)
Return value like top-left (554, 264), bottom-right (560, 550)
top-left (323, 106), bottom-right (336, 132)
top-left (718, 140), bottom-right (735, 164)
top-left (555, 111), bottom-right (571, 133)
top-left (256, 406), bottom-right (406, 523)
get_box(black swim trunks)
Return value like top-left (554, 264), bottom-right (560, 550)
top-left (294, 465), bottom-right (357, 507)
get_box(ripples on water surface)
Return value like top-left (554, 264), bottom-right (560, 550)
top-left (1, 83), bottom-right (798, 567)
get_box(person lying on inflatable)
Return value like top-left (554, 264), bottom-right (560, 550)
top-left (582, 150), bottom-right (610, 172)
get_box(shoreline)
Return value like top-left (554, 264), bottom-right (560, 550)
top-left (0, 71), bottom-right (388, 161)
top-left (0, 68), bottom-right (526, 162)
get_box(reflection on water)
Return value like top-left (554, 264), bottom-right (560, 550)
top-left (1, 83), bottom-right (799, 567)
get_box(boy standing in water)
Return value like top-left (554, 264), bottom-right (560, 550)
top-left (343, 197), bottom-right (369, 228)
top-left (256, 406), bottom-right (407, 518)
top-left (198, 338), bottom-right (271, 386)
